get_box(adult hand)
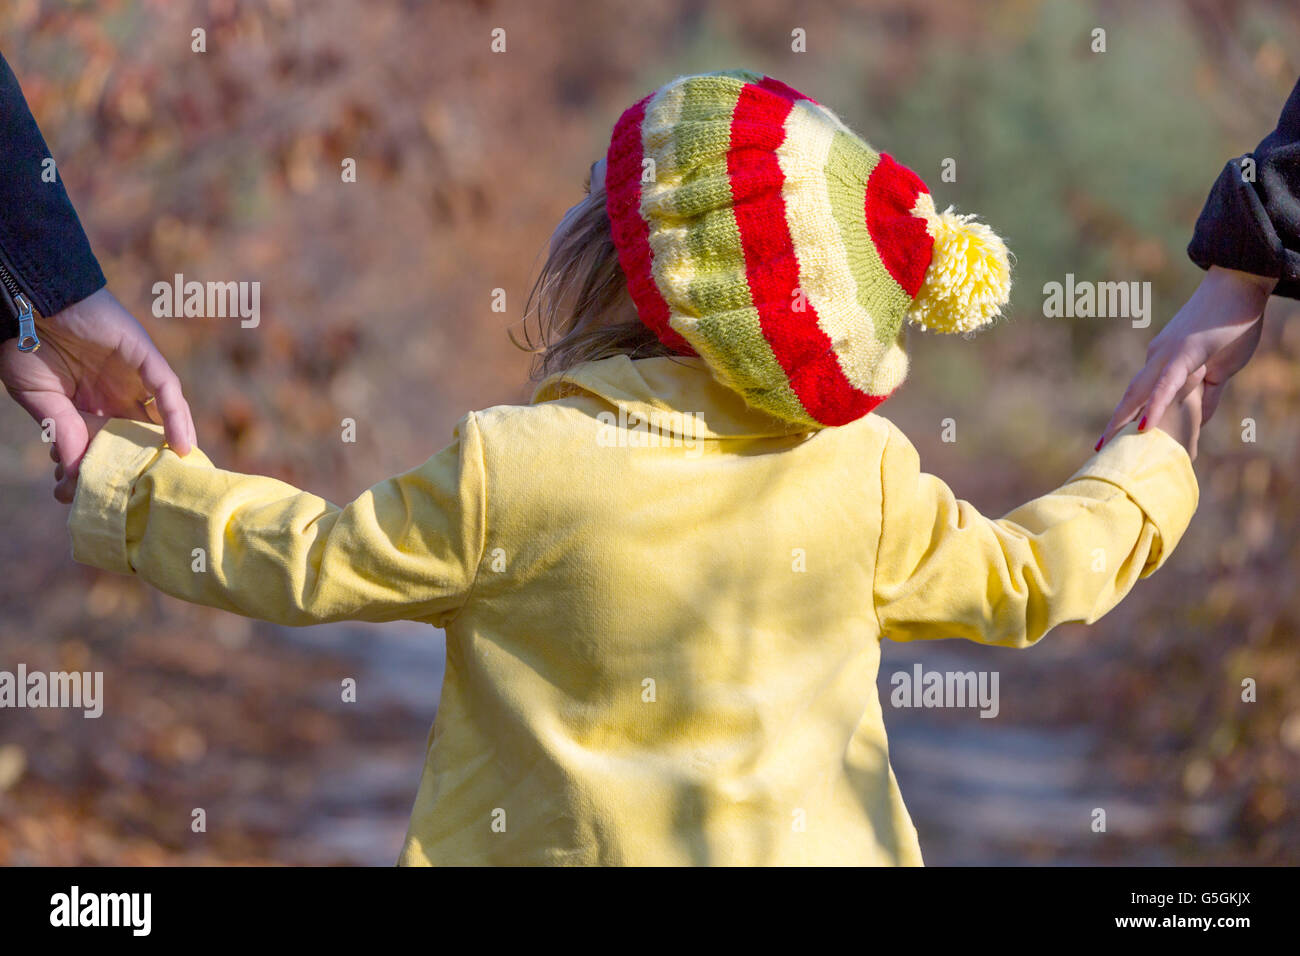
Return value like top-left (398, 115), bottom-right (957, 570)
top-left (1098, 266), bottom-right (1277, 449)
top-left (0, 287), bottom-right (195, 490)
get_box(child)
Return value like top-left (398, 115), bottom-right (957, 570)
top-left (63, 72), bottom-right (1200, 865)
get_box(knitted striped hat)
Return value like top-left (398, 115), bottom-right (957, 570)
top-left (605, 71), bottom-right (1012, 428)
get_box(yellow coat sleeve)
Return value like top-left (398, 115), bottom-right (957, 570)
top-left (68, 415), bottom-right (486, 627)
top-left (873, 420), bottom-right (1198, 648)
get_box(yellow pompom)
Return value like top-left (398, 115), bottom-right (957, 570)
top-left (906, 194), bottom-right (1011, 334)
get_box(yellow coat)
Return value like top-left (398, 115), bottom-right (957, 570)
top-left (69, 355), bottom-right (1198, 865)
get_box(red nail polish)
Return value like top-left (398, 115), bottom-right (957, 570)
top-left (1094, 438), bottom-right (1103, 452)
top-left (1138, 415), bottom-right (1147, 430)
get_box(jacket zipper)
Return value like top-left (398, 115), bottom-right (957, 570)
top-left (0, 256), bottom-right (40, 352)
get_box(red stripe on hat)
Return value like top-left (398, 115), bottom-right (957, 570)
top-left (865, 153), bottom-right (933, 298)
top-left (756, 75), bottom-right (820, 106)
top-left (727, 82), bottom-right (876, 426)
top-left (605, 94), bottom-right (696, 355)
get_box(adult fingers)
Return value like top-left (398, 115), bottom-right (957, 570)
top-left (1202, 381), bottom-right (1225, 424)
top-left (15, 389), bottom-right (89, 477)
top-left (142, 394), bottom-right (163, 427)
top-left (1171, 366), bottom-right (1207, 460)
top-left (54, 469), bottom-right (77, 504)
top-left (1136, 353), bottom-right (1196, 435)
top-left (135, 345), bottom-right (194, 455)
top-left (1100, 359), bottom-right (1163, 448)
top-left (1184, 363), bottom-right (1208, 391)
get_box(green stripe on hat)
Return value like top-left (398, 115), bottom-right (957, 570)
top-left (825, 130), bottom-right (913, 347)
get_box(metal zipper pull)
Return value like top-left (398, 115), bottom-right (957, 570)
top-left (14, 292), bottom-right (40, 353)
top-left (0, 257), bottom-right (41, 352)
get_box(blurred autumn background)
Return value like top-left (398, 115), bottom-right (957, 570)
top-left (1, 0), bottom-right (1298, 865)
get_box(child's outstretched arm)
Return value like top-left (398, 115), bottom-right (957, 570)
top-left (67, 416), bottom-right (485, 627)
top-left (873, 396), bottom-right (1200, 649)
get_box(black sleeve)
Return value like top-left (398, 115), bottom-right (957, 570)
top-left (0, 49), bottom-right (106, 341)
top-left (1188, 76), bottom-right (1300, 300)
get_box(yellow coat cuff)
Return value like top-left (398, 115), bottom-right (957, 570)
top-left (68, 419), bottom-right (170, 574)
top-left (1068, 421), bottom-right (1199, 570)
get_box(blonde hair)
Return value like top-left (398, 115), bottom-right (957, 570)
top-left (513, 169), bottom-right (673, 380)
